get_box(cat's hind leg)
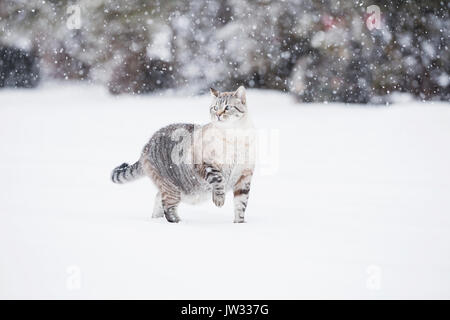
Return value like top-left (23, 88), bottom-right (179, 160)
top-left (152, 192), bottom-right (164, 218)
top-left (142, 160), bottom-right (181, 223)
top-left (161, 187), bottom-right (181, 223)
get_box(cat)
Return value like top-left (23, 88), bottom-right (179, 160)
top-left (111, 86), bottom-right (255, 223)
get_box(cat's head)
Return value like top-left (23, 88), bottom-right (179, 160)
top-left (209, 86), bottom-right (248, 124)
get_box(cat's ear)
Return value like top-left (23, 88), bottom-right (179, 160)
top-left (210, 88), bottom-right (219, 97)
top-left (234, 86), bottom-right (246, 104)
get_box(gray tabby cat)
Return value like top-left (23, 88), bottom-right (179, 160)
top-left (111, 86), bottom-right (255, 223)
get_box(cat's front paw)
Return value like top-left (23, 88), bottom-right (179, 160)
top-left (233, 217), bottom-right (245, 223)
top-left (164, 212), bottom-right (181, 223)
top-left (212, 191), bottom-right (225, 207)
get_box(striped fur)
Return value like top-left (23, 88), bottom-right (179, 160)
top-left (196, 163), bottom-right (226, 207)
top-left (111, 86), bottom-right (254, 223)
top-left (233, 169), bottom-right (253, 223)
top-left (111, 161), bottom-right (143, 184)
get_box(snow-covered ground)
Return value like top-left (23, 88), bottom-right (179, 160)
top-left (1, 84), bottom-right (450, 299)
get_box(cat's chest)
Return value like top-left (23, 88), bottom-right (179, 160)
top-left (199, 126), bottom-right (254, 166)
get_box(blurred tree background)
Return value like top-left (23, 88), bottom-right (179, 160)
top-left (0, 0), bottom-right (448, 102)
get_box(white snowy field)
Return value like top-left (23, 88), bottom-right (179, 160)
top-left (1, 84), bottom-right (450, 299)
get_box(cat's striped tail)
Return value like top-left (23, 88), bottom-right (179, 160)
top-left (111, 161), bottom-right (144, 184)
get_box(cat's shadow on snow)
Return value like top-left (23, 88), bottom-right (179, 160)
top-left (127, 210), bottom-right (252, 226)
